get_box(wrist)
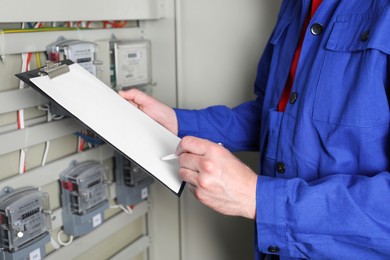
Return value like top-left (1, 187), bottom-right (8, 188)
top-left (242, 173), bottom-right (258, 219)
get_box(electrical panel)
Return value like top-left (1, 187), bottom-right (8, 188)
top-left (46, 38), bottom-right (101, 117)
top-left (115, 153), bottom-right (154, 206)
top-left (47, 38), bottom-right (98, 76)
top-left (113, 40), bottom-right (152, 89)
top-left (59, 161), bottom-right (109, 237)
top-left (0, 187), bottom-right (51, 260)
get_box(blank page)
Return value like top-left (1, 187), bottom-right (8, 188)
top-left (29, 63), bottom-right (184, 195)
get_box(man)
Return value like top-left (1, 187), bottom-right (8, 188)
top-left (120, 0), bottom-right (390, 258)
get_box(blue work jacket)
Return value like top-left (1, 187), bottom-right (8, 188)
top-left (175, 0), bottom-right (390, 259)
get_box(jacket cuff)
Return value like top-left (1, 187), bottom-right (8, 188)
top-left (174, 108), bottom-right (201, 138)
top-left (256, 175), bottom-right (288, 256)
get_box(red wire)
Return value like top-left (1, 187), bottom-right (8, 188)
top-left (17, 111), bottom-right (22, 129)
top-left (25, 53), bottom-right (32, 71)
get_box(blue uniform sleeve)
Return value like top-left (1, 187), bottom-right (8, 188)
top-left (174, 99), bottom-right (262, 152)
top-left (256, 172), bottom-right (390, 258)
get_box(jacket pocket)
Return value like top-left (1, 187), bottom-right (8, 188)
top-left (312, 11), bottom-right (390, 127)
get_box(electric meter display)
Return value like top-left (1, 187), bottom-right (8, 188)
top-left (0, 187), bottom-right (51, 260)
top-left (60, 161), bottom-right (109, 237)
top-left (113, 40), bottom-right (151, 89)
top-left (47, 39), bottom-right (97, 76)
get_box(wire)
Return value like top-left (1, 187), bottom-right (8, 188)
top-left (2, 20), bottom-right (129, 34)
top-left (57, 230), bottom-right (74, 246)
top-left (37, 104), bottom-right (50, 111)
top-left (114, 21), bottom-right (128, 28)
top-left (50, 235), bottom-right (61, 250)
top-left (77, 131), bottom-right (85, 152)
top-left (102, 20), bottom-right (128, 29)
top-left (110, 204), bottom-right (134, 215)
top-left (41, 141), bottom-right (50, 166)
top-left (74, 131), bottom-right (104, 146)
top-left (18, 49), bottom-right (32, 174)
top-left (18, 149), bottom-right (27, 174)
top-left (52, 115), bottom-right (65, 120)
top-left (35, 52), bottom-right (41, 67)
top-left (17, 33), bottom-right (43, 171)
top-left (1, 27), bottom-right (83, 34)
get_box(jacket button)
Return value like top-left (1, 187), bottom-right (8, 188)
top-left (360, 31), bottom-right (370, 42)
top-left (289, 92), bottom-right (298, 104)
top-left (268, 245), bottom-right (280, 253)
top-left (310, 23), bottom-right (323, 36)
top-left (276, 162), bottom-right (285, 174)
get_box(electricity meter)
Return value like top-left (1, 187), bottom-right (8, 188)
top-left (59, 161), bottom-right (109, 237)
top-left (46, 39), bottom-right (100, 116)
top-left (47, 39), bottom-right (98, 76)
top-left (0, 187), bottom-right (51, 260)
top-left (113, 40), bottom-right (151, 89)
top-left (115, 153), bottom-right (154, 206)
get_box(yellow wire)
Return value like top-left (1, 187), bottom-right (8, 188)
top-left (2, 27), bottom-right (84, 34)
top-left (35, 52), bottom-right (41, 67)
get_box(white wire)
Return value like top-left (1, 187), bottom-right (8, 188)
top-left (18, 52), bottom-right (28, 129)
top-left (37, 104), bottom-right (50, 111)
top-left (0, 30), bottom-right (5, 62)
top-left (41, 104), bottom-right (52, 166)
top-left (110, 204), bottom-right (133, 215)
top-left (18, 149), bottom-right (26, 175)
top-left (52, 115), bottom-right (65, 120)
top-left (18, 50), bottom-right (29, 174)
top-left (50, 235), bottom-right (61, 250)
top-left (57, 230), bottom-right (74, 246)
top-left (34, 22), bottom-right (43, 29)
top-left (41, 141), bottom-right (50, 166)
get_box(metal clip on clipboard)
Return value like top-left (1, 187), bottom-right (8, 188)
top-left (39, 61), bottom-right (70, 79)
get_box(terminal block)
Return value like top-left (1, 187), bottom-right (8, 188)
top-left (0, 187), bottom-right (51, 260)
top-left (115, 153), bottom-right (154, 206)
top-left (60, 161), bottom-right (109, 237)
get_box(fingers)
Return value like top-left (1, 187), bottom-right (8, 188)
top-left (177, 137), bottom-right (223, 190)
top-left (176, 136), bottom-right (225, 175)
top-left (119, 89), bottom-right (151, 108)
top-left (176, 137), bottom-right (208, 188)
top-left (175, 136), bottom-right (258, 219)
top-left (179, 167), bottom-right (199, 188)
top-left (176, 136), bottom-right (217, 157)
top-left (118, 88), bottom-right (144, 101)
top-left (119, 89), bottom-right (179, 135)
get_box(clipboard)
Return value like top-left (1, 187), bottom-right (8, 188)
top-left (16, 60), bottom-right (185, 196)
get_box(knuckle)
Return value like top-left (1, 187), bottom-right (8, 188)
top-left (193, 188), bottom-right (205, 202)
top-left (181, 136), bottom-right (195, 148)
top-left (200, 159), bottom-right (215, 173)
top-left (198, 176), bottom-right (211, 189)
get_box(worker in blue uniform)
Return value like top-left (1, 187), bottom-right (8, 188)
top-left (120, 0), bottom-right (390, 258)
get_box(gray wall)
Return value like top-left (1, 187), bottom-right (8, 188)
top-left (176, 0), bottom-right (282, 259)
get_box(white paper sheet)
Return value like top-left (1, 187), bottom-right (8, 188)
top-left (30, 63), bottom-right (183, 195)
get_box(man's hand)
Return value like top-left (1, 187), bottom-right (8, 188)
top-left (176, 136), bottom-right (257, 219)
top-left (119, 88), bottom-right (178, 135)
